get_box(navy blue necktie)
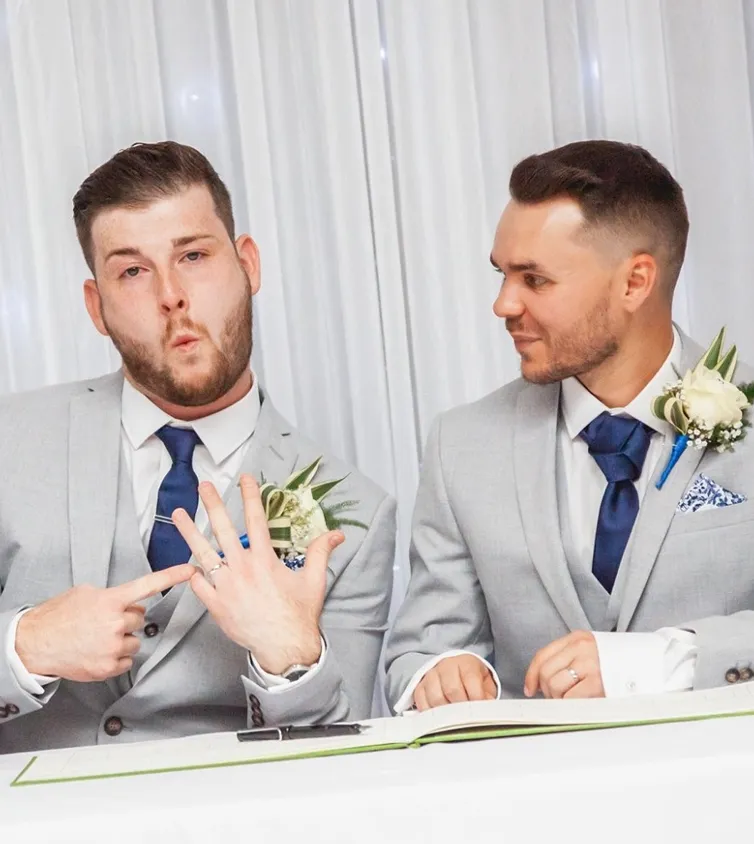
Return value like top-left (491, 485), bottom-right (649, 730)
top-left (147, 426), bottom-right (202, 572)
top-left (579, 412), bottom-right (654, 593)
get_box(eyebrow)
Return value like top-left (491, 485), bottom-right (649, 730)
top-left (104, 246), bottom-right (142, 264)
top-left (489, 256), bottom-right (543, 274)
top-left (104, 234), bottom-right (218, 265)
top-left (172, 233), bottom-right (218, 248)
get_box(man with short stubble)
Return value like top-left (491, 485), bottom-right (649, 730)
top-left (0, 141), bottom-right (395, 752)
top-left (386, 140), bottom-right (754, 712)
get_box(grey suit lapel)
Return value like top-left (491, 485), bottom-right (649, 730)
top-left (617, 330), bottom-right (706, 630)
top-left (133, 391), bottom-right (299, 684)
top-left (68, 373), bottom-right (123, 589)
top-left (220, 393), bottom-right (297, 532)
top-left (514, 382), bottom-right (591, 631)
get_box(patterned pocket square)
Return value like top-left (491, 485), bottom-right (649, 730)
top-left (676, 473), bottom-right (747, 513)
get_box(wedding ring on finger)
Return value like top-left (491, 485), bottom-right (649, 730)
top-left (205, 561), bottom-right (227, 584)
top-left (566, 667), bottom-right (580, 685)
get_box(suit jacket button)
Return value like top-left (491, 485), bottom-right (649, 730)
top-left (144, 623), bottom-right (159, 638)
top-left (6, 703), bottom-right (19, 715)
top-left (0, 705), bottom-right (8, 719)
top-left (249, 694), bottom-right (260, 706)
top-left (740, 667), bottom-right (753, 682)
top-left (251, 713), bottom-right (265, 727)
top-left (725, 668), bottom-right (741, 684)
top-left (104, 716), bottom-right (123, 736)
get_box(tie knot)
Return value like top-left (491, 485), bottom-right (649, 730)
top-left (579, 412), bottom-right (654, 483)
top-left (155, 425), bottom-right (202, 465)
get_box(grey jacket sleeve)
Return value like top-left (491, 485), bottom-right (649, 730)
top-left (0, 608), bottom-right (60, 724)
top-left (383, 417), bottom-right (493, 711)
top-left (241, 494), bottom-right (396, 725)
top-left (679, 611), bottom-right (754, 689)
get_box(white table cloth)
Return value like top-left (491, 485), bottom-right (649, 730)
top-left (0, 715), bottom-right (750, 843)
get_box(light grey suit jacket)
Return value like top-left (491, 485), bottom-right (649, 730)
top-left (386, 332), bottom-right (754, 706)
top-left (0, 372), bottom-right (395, 753)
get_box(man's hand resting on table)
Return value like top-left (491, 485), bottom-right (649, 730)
top-left (524, 631), bottom-right (605, 699)
top-left (413, 654), bottom-right (498, 711)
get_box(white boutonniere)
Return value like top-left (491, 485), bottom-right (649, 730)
top-left (652, 328), bottom-right (754, 489)
top-left (260, 457), bottom-right (366, 569)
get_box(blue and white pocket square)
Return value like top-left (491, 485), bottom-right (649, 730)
top-left (676, 473), bottom-right (747, 514)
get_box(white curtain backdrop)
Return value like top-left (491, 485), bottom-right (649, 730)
top-left (2, 0), bottom-right (754, 597)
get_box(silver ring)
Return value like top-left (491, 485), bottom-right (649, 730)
top-left (205, 562), bottom-right (226, 582)
top-left (566, 667), bottom-right (580, 684)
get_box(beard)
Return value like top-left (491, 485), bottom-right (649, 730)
top-left (510, 293), bottom-right (619, 385)
top-left (104, 286), bottom-right (253, 407)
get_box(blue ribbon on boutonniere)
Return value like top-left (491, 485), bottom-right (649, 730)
top-left (655, 433), bottom-right (688, 491)
top-left (651, 327), bottom-right (754, 491)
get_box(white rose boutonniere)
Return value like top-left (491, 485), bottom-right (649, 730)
top-left (681, 368), bottom-right (749, 430)
top-left (259, 457), bottom-right (367, 569)
top-left (652, 328), bottom-right (754, 489)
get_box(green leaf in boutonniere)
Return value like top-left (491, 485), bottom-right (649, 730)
top-left (259, 457), bottom-right (367, 560)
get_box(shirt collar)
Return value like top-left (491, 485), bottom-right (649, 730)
top-left (121, 374), bottom-right (261, 464)
top-left (561, 328), bottom-right (682, 441)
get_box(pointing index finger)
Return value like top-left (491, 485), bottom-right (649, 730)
top-left (112, 564), bottom-right (196, 606)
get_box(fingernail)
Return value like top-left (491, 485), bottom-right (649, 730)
top-left (330, 532), bottom-right (344, 548)
top-left (523, 687), bottom-right (532, 698)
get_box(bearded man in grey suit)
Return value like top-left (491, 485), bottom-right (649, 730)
top-left (386, 140), bottom-right (754, 712)
top-left (0, 141), bottom-right (395, 753)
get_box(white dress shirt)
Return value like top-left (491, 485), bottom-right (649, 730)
top-left (8, 374), bottom-right (323, 695)
top-left (395, 331), bottom-right (697, 712)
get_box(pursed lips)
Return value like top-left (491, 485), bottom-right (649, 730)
top-left (170, 333), bottom-right (201, 350)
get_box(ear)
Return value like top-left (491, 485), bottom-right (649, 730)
top-left (83, 278), bottom-right (109, 337)
top-left (235, 234), bottom-right (261, 296)
top-left (621, 253), bottom-right (658, 313)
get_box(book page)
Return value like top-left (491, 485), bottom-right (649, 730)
top-left (13, 717), bottom-right (418, 785)
top-left (404, 682), bottom-right (754, 741)
top-left (15, 683), bottom-right (754, 784)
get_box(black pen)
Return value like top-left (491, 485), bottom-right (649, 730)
top-left (237, 723), bottom-right (363, 742)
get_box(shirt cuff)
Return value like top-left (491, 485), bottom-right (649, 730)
top-left (247, 636), bottom-right (326, 693)
top-left (6, 609), bottom-right (59, 696)
top-left (593, 628), bottom-right (697, 697)
top-left (393, 649), bottom-right (502, 714)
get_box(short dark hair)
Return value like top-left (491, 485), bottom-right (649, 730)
top-left (509, 140), bottom-right (689, 291)
top-left (73, 141), bottom-right (235, 271)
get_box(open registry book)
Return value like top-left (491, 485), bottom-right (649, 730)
top-left (13, 681), bottom-right (754, 785)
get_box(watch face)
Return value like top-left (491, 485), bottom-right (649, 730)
top-left (283, 668), bottom-right (309, 683)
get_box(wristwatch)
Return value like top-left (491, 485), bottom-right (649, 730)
top-left (281, 663), bottom-right (315, 683)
